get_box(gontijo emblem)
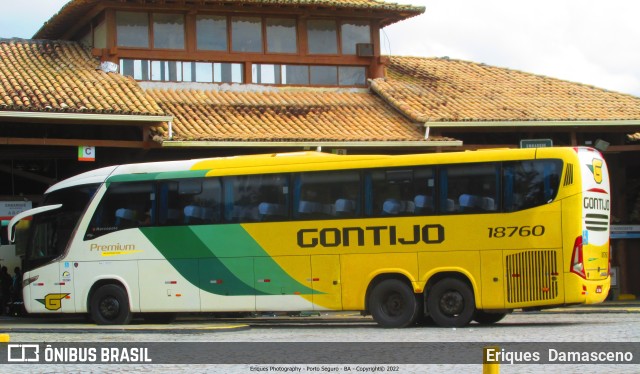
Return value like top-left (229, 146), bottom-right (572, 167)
top-left (36, 293), bottom-right (70, 311)
top-left (588, 158), bottom-right (603, 184)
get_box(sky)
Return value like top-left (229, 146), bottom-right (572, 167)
top-left (1, 0), bottom-right (639, 97)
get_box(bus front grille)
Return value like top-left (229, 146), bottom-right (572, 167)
top-left (506, 250), bottom-right (559, 304)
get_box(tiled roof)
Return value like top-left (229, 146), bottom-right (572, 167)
top-left (0, 38), bottom-right (164, 115)
top-left (145, 84), bottom-right (432, 142)
top-left (35, 0), bottom-right (424, 40)
top-left (371, 56), bottom-right (640, 123)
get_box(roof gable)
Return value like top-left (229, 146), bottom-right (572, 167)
top-left (144, 84), bottom-right (432, 143)
top-left (35, 0), bottom-right (424, 40)
top-left (0, 38), bottom-right (164, 116)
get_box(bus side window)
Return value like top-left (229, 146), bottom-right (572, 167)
top-left (413, 168), bottom-right (435, 215)
top-left (85, 181), bottom-right (155, 240)
top-left (368, 168), bottom-right (416, 217)
top-left (503, 160), bottom-right (562, 212)
top-left (293, 170), bottom-right (360, 219)
top-left (440, 163), bottom-right (499, 214)
top-left (224, 174), bottom-right (288, 223)
top-left (164, 178), bottom-right (222, 225)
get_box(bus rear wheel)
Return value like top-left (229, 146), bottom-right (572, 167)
top-left (368, 279), bottom-right (419, 328)
top-left (427, 278), bottom-right (475, 327)
top-left (90, 284), bottom-right (132, 325)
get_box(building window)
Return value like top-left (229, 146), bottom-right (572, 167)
top-left (266, 18), bottom-right (297, 54)
top-left (121, 59), bottom-right (150, 80)
top-left (231, 16), bottom-right (262, 52)
top-left (196, 15), bottom-right (227, 51)
top-left (116, 11), bottom-right (149, 48)
top-left (307, 19), bottom-right (338, 54)
top-left (151, 61), bottom-right (182, 81)
top-left (153, 13), bottom-right (185, 49)
top-left (121, 59), bottom-right (243, 83)
top-left (284, 65), bottom-right (310, 85)
top-left (252, 64), bottom-right (365, 86)
top-left (338, 66), bottom-right (366, 86)
top-left (341, 20), bottom-right (370, 55)
top-left (310, 66), bottom-right (338, 85)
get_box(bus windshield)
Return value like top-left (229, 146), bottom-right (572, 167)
top-left (22, 184), bottom-right (99, 270)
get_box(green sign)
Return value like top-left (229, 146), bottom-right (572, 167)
top-left (520, 139), bottom-right (553, 148)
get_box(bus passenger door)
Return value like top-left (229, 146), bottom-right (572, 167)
top-left (311, 255), bottom-right (342, 311)
top-left (254, 256), bottom-right (314, 312)
top-left (199, 257), bottom-right (256, 312)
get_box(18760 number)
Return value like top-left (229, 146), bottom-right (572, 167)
top-left (487, 225), bottom-right (545, 238)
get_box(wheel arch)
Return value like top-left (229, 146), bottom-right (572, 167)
top-left (86, 278), bottom-right (132, 314)
top-left (424, 270), bottom-right (480, 311)
top-left (364, 272), bottom-right (415, 314)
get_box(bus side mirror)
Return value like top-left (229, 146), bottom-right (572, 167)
top-left (7, 204), bottom-right (63, 242)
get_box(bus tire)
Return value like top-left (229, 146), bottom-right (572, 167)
top-left (368, 279), bottom-right (419, 328)
top-left (90, 284), bottom-right (132, 325)
top-left (427, 278), bottom-right (475, 327)
top-left (473, 311), bottom-right (507, 325)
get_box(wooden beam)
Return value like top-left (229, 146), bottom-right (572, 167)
top-left (0, 137), bottom-right (160, 149)
top-left (0, 164), bottom-right (57, 186)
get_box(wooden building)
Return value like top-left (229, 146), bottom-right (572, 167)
top-left (1, 0), bottom-right (639, 297)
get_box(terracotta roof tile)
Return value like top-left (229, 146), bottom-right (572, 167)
top-left (371, 56), bottom-right (640, 123)
top-left (0, 38), bottom-right (165, 116)
top-left (35, 0), bottom-right (424, 39)
top-left (144, 85), bottom-right (438, 142)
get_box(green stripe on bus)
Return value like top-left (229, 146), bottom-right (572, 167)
top-left (107, 170), bottom-right (210, 183)
top-left (140, 225), bottom-right (316, 296)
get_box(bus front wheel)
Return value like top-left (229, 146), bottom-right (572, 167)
top-left (427, 278), bottom-right (475, 327)
top-left (90, 284), bottom-right (133, 325)
top-left (368, 279), bottom-right (420, 328)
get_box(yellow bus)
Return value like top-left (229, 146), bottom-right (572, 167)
top-left (8, 147), bottom-right (610, 327)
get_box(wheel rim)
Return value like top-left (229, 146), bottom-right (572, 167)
top-left (439, 290), bottom-right (464, 316)
top-left (382, 291), bottom-right (405, 317)
top-left (99, 296), bottom-right (121, 320)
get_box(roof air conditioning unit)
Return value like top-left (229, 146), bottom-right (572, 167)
top-left (356, 43), bottom-right (374, 57)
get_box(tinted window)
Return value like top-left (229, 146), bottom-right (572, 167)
top-left (440, 163), bottom-right (499, 214)
top-left (503, 160), bottom-right (562, 212)
top-left (294, 171), bottom-right (360, 220)
top-left (85, 182), bottom-right (155, 239)
top-left (25, 184), bottom-right (98, 264)
top-left (158, 178), bottom-right (222, 226)
top-left (368, 168), bottom-right (435, 217)
top-left (224, 174), bottom-right (289, 222)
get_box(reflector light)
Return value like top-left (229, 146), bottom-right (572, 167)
top-left (165, 281), bottom-right (177, 284)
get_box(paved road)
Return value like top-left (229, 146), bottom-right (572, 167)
top-left (1, 308), bottom-right (639, 374)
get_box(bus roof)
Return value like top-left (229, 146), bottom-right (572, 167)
top-left (45, 148), bottom-right (583, 194)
